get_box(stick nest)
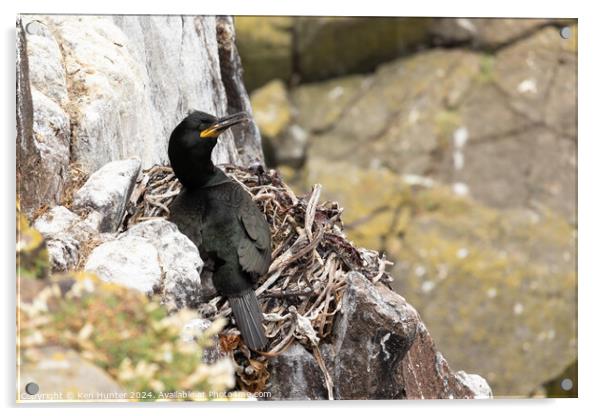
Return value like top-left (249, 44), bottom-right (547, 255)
top-left (124, 164), bottom-right (393, 395)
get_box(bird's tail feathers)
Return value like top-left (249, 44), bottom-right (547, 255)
top-left (228, 290), bottom-right (268, 351)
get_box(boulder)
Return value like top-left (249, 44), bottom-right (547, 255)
top-left (125, 219), bottom-right (204, 310)
top-left (72, 159), bottom-right (141, 232)
top-left (84, 219), bottom-right (203, 310)
top-left (455, 371), bottom-right (493, 399)
top-left (33, 206), bottom-right (80, 271)
top-left (33, 206), bottom-right (80, 237)
top-left (85, 236), bottom-right (161, 293)
top-left (267, 272), bottom-right (492, 400)
top-left (266, 343), bottom-right (328, 400)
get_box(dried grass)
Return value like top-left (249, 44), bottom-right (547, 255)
top-left (60, 163), bottom-right (88, 209)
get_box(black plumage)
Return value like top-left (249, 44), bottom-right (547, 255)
top-left (167, 111), bottom-right (271, 350)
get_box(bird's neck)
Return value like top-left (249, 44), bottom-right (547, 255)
top-left (178, 159), bottom-right (218, 189)
top-left (197, 159), bottom-right (218, 186)
top-left (169, 135), bottom-right (225, 189)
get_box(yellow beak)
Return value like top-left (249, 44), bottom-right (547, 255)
top-left (200, 112), bottom-right (250, 139)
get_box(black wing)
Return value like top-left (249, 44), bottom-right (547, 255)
top-left (236, 191), bottom-right (272, 278)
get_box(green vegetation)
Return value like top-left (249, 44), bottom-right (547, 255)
top-left (18, 272), bottom-right (235, 401)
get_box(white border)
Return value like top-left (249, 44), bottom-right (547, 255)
top-left (2, 1), bottom-right (600, 415)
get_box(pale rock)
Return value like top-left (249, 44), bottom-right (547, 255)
top-left (30, 88), bottom-right (71, 204)
top-left (34, 206), bottom-right (79, 237)
top-left (83, 218), bottom-right (203, 309)
top-left (125, 219), bottom-right (203, 310)
top-left (454, 371), bottom-right (493, 399)
top-left (44, 237), bottom-right (80, 272)
top-left (72, 159), bottom-right (141, 232)
top-left (85, 235), bottom-right (162, 293)
top-left (19, 15), bottom-right (263, 217)
top-left (22, 17), bottom-right (68, 105)
top-left (33, 206), bottom-right (102, 272)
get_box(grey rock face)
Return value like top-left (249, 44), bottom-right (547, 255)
top-left (391, 203), bottom-right (576, 397)
top-left (22, 18), bottom-right (72, 209)
top-left (30, 88), bottom-right (71, 197)
top-left (267, 272), bottom-right (492, 400)
top-left (17, 17), bottom-right (46, 218)
top-left (24, 18), bottom-right (69, 105)
top-left (72, 159), bottom-right (141, 232)
top-left (18, 15), bottom-right (264, 217)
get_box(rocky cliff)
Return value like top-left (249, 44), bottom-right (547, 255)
top-left (19, 162), bottom-right (492, 400)
top-left (241, 17), bottom-right (577, 397)
top-left (17, 15), bottom-right (492, 400)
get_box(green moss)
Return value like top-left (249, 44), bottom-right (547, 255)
top-left (477, 54), bottom-right (496, 84)
top-left (386, 181), bottom-right (576, 396)
top-left (435, 110), bottom-right (461, 141)
top-left (296, 17), bottom-right (433, 82)
top-left (234, 16), bottom-right (294, 91)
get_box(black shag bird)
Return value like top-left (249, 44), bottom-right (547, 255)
top-left (167, 111), bottom-right (271, 351)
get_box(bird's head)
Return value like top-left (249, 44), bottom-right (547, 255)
top-left (168, 110), bottom-right (250, 187)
